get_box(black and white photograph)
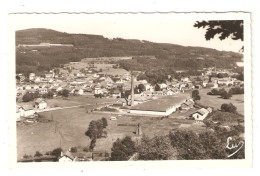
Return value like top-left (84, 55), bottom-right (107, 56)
top-left (9, 12), bottom-right (251, 165)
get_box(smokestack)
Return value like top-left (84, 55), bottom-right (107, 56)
top-left (131, 71), bottom-right (134, 106)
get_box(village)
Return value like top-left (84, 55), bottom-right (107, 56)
top-left (15, 56), bottom-right (245, 162)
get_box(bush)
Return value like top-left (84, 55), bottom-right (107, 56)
top-left (83, 147), bottom-right (89, 152)
top-left (23, 154), bottom-right (32, 159)
top-left (34, 151), bottom-right (43, 157)
top-left (51, 147), bottom-right (62, 157)
top-left (209, 88), bottom-right (219, 95)
top-left (22, 92), bottom-right (34, 102)
top-left (221, 103), bottom-right (237, 113)
top-left (70, 147), bottom-right (77, 153)
top-left (230, 87), bottom-right (244, 94)
top-left (220, 90), bottom-right (232, 99)
top-left (101, 117), bottom-right (108, 128)
top-left (192, 90), bottom-right (201, 100)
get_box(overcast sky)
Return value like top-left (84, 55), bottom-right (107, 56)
top-left (10, 13), bottom-right (244, 52)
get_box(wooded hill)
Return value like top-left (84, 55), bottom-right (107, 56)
top-left (16, 28), bottom-right (243, 75)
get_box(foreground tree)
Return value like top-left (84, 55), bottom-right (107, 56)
top-left (138, 135), bottom-right (177, 160)
top-left (110, 136), bottom-right (137, 161)
top-left (194, 20), bottom-right (244, 51)
top-left (169, 130), bottom-right (205, 160)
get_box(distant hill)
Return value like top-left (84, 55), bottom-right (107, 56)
top-left (16, 28), bottom-right (243, 75)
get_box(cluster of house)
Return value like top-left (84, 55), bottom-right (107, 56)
top-left (58, 149), bottom-right (110, 162)
top-left (16, 98), bottom-right (47, 121)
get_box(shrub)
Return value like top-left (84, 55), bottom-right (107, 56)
top-left (34, 151), bottom-right (43, 157)
top-left (70, 147), bottom-right (77, 153)
top-left (83, 147), bottom-right (89, 152)
top-left (101, 117), bottom-right (108, 128)
top-left (22, 92), bottom-right (34, 102)
top-left (221, 103), bottom-right (237, 113)
top-left (51, 148), bottom-right (62, 157)
top-left (192, 90), bottom-right (201, 100)
top-left (220, 90), bottom-right (232, 99)
top-left (23, 154), bottom-right (32, 159)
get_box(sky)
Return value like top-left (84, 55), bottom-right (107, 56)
top-left (9, 13), bottom-right (244, 52)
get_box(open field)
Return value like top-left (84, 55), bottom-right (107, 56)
top-left (198, 88), bottom-right (244, 115)
top-left (45, 96), bottom-right (117, 108)
top-left (100, 68), bottom-right (129, 76)
top-left (17, 105), bottom-right (202, 159)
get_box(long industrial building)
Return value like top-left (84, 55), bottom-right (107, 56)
top-left (130, 94), bottom-right (190, 116)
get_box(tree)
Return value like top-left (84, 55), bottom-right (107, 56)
top-left (220, 90), bottom-right (232, 99)
top-left (101, 117), bottom-right (108, 128)
top-left (34, 151), bottom-right (43, 157)
top-left (59, 89), bottom-right (69, 98)
top-left (85, 121), bottom-right (98, 140)
top-left (210, 88), bottom-right (219, 95)
top-left (51, 147), bottom-right (62, 158)
top-left (221, 103), bottom-right (237, 113)
top-left (194, 20), bottom-right (243, 51)
top-left (137, 84), bottom-right (146, 93)
top-left (194, 21), bottom-right (243, 41)
top-left (111, 136), bottom-right (137, 161)
top-left (121, 90), bottom-right (131, 105)
top-left (138, 135), bottom-right (177, 160)
top-left (198, 131), bottom-right (227, 159)
top-left (89, 138), bottom-right (96, 151)
top-left (169, 130), bottom-right (205, 160)
top-left (47, 91), bottom-right (54, 98)
top-left (16, 75), bottom-right (20, 82)
top-left (33, 91), bottom-right (40, 99)
top-left (155, 84), bottom-right (161, 91)
top-left (96, 119), bottom-right (104, 138)
top-left (192, 90), bottom-right (201, 100)
top-left (22, 92), bottom-right (34, 102)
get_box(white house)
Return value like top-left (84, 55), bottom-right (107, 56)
top-left (35, 98), bottom-right (47, 109)
top-left (29, 73), bottom-right (35, 81)
top-left (59, 151), bottom-right (76, 162)
top-left (158, 83), bottom-right (167, 90)
top-left (34, 77), bottom-right (42, 83)
top-left (94, 87), bottom-right (103, 95)
top-left (38, 88), bottom-right (48, 94)
top-left (75, 88), bottom-right (84, 95)
top-left (56, 86), bottom-right (63, 92)
top-left (19, 105), bottom-right (35, 117)
top-left (25, 85), bottom-right (32, 90)
top-left (191, 108), bottom-right (210, 121)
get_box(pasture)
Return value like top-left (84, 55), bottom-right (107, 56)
top-left (17, 106), bottom-right (201, 159)
top-left (197, 88), bottom-right (244, 115)
top-left (45, 96), bottom-right (117, 108)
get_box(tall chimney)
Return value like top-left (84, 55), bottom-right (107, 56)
top-left (131, 71), bottom-right (134, 106)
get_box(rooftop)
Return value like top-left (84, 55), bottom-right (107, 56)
top-left (130, 94), bottom-right (189, 112)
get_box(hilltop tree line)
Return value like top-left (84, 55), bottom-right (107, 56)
top-left (16, 28), bottom-right (242, 76)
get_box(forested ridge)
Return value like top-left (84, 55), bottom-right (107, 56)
top-left (16, 28), bottom-right (243, 75)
